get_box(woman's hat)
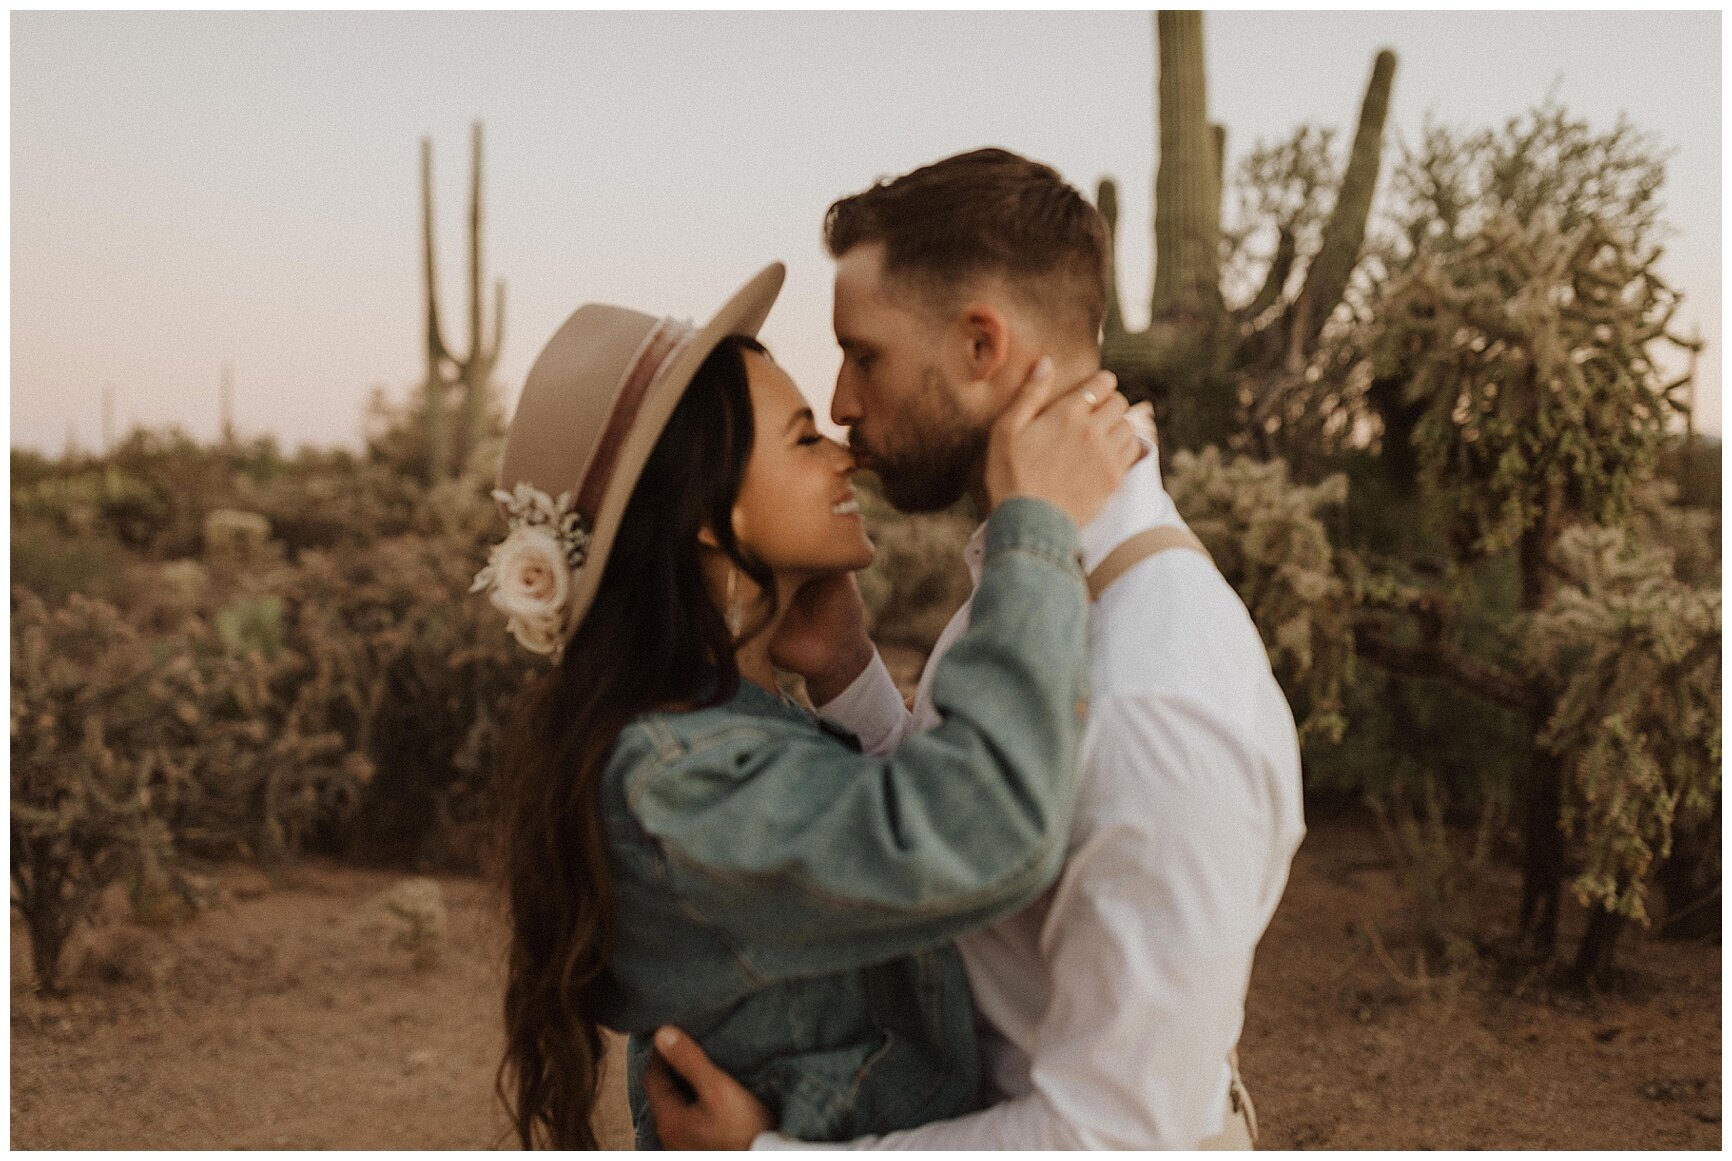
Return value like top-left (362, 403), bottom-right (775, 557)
top-left (481, 263), bottom-right (785, 655)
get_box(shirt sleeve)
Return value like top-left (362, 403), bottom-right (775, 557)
top-left (816, 648), bottom-right (913, 756)
top-left (796, 694), bottom-right (1280, 1149)
top-left (628, 498), bottom-right (1091, 981)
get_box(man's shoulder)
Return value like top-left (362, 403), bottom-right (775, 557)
top-left (1085, 545), bottom-right (1269, 692)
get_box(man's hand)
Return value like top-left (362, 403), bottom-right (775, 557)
top-left (642, 1026), bottom-right (773, 1150)
top-left (768, 573), bottom-right (875, 705)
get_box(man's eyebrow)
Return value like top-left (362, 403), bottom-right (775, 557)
top-left (784, 407), bottom-right (815, 435)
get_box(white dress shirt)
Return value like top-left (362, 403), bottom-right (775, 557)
top-left (758, 444), bottom-right (1306, 1149)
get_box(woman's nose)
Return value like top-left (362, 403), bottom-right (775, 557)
top-left (827, 437), bottom-right (857, 473)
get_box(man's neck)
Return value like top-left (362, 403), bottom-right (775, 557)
top-left (965, 346), bottom-right (1104, 515)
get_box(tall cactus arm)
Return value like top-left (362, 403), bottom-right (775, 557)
top-left (1152, 10), bottom-right (1221, 321)
top-left (1289, 48), bottom-right (1397, 354)
top-left (422, 138), bottom-right (451, 372)
top-left (1245, 227), bottom-right (1299, 322)
top-left (1097, 178), bottom-right (1126, 340)
top-left (422, 136), bottom-right (452, 483)
top-left (1211, 122), bottom-right (1227, 233)
top-left (467, 120), bottom-right (485, 365)
top-left (490, 279), bottom-right (506, 370)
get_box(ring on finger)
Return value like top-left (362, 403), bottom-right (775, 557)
top-left (1082, 389), bottom-right (1101, 407)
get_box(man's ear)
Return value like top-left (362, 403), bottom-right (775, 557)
top-left (959, 304), bottom-right (1011, 385)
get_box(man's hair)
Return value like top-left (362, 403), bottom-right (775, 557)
top-left (824, 147), bottom-right (1110, 343)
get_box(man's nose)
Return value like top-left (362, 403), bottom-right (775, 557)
top-left (830, 368), bottom-right (861, 427)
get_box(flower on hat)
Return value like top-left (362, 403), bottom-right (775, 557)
top-left (471, 483), bottom-right (592, 658)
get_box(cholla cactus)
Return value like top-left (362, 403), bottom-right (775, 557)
top-left (1166, 446), bottom-right (1354, 741)
top-left (11, 590), bottom-right (177, 993)
top-left (1520, 525), bottom-right (1720, 938)
top-left (1369, 209), bottom-right (1688, 581)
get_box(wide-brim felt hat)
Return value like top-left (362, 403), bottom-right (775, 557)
top-left (495, 262), bottom-right (785, 645)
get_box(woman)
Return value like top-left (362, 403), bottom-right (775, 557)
top-left (476, 264), bottom-right (1137, 1148)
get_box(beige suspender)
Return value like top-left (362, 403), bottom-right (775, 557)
top-left (1085, 525), bottom-right (1212, 601)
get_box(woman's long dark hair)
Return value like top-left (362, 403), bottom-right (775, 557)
top-left (491, 335), bottom-right (773, 1148)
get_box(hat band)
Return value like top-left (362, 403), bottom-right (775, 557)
top-left (575, 317), bottom-right (696, 523)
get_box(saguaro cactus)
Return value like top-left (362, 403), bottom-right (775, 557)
top-left (421, 122), bottom-right (505, 484)
top-left (1103, 12), bottom-right (1397, 453)
top-left (1152, 11), bottom-right (1221, 321)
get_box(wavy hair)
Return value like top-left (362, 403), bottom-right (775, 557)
top-left (490, 334), bottom-right (771, 1148)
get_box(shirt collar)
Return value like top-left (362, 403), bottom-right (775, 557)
top-left (961, 437), bottom-right (1177, 585)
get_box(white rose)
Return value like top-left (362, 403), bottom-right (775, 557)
top-left (485, 524), bottom-right (571, 628)
top-left (506, 610), bottom-right (566, 656)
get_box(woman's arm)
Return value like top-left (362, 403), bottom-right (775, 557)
top-left (625, 497), bottom-right (1088, 981)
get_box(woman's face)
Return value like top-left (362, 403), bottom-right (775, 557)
top-left (730, 350), bottom-right (875, 579)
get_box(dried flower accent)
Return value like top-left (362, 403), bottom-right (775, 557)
top-left (470, 484), bottom-right (592, 657)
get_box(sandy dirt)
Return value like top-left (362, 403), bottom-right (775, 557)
top-left (11, 809), bottom-right (1719, 1150)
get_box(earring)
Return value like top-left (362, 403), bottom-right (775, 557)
top-left (725, 564), bottom-right (743, 639)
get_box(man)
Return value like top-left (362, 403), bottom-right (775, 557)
top-left (646, 148), bottom-right (1305, 1149)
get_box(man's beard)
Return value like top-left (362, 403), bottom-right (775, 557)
top-left (856, 365), bottom-right (990, 515)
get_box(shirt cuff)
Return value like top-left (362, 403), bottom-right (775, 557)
top-left (815, 648), bottom-right (909, 756)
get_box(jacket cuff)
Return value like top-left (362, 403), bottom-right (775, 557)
top-left (983, 497), bottom-right (1084, 575)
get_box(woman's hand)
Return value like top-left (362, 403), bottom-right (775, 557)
top-left (768, 573), bottom-right (875, 705)
top-left (983, 357), bottom-right (1140, 528)
top-left (643, 1026), bottom-right (773, 1150)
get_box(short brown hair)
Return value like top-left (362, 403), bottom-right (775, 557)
top-left (824, 148), bottom-right (1110, 342)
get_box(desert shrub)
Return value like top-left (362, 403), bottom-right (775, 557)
top-left (10, 585), bottom-right (374, 993)
top-left (1167, 446), bottom-right (1355, 741)
top-left (270, 527), bottom-right (535, 868)
top-left (10, 522), bottom-right (139, 606)
top-left (1367, 771), bottom-right (1508, 971)
top-left (203, 509), bottom-right (276, 564)
top-left (379, 877), bottom-right (449, 970)
top-left (235, 460), bottom-right (424, 555)
top-left (11, 464), bottom-right (172, 549)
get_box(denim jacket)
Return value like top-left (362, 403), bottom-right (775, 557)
top-left (590, 498), bottom-right (1090, 1147)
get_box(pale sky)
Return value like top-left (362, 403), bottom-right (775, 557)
top-left (10, 10), bottom-right (1721, 456)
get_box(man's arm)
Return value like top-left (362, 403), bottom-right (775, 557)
top-left (815, 646), bottom-right (915, 756)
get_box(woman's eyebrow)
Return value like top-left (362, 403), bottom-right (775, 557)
top-left (784, 407), bottom-right (815, 435)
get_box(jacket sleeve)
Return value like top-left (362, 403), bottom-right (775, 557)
top-left (624, 497), bottom-right (1089, 982)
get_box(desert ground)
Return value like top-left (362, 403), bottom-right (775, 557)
top-left (11, 799), bottom-right (1719, 1151)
